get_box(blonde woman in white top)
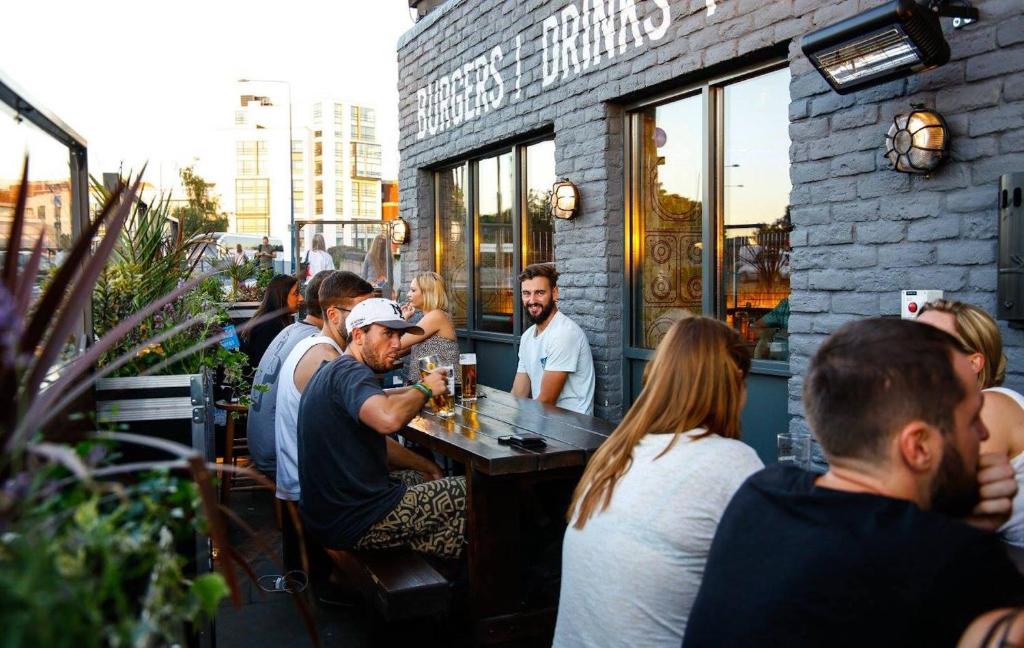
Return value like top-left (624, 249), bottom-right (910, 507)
top-left (918, 299), bottom-right (1024, 547)
top-left (306, 233), bottom-right (335, 276)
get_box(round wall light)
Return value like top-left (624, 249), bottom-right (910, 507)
top-left (390, 217), bottom-right (409, 245)
top-left (550, 179), bottom-right (580, 220)
top-left (884, 109), bottom-right (950, 175)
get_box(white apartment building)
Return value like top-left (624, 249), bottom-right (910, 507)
top-left (227, 82), bottom-right (383, 264)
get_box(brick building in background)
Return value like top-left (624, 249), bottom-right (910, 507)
top-left (396, 0), bottom-right (1024, 459)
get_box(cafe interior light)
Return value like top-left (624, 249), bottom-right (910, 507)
top-left (390, 217), bottom-right (409, 245)
top-left (550, 179), bottom-right (580, 220)
top-left (802, 0), bottom-right (978, 95)
top-left (884, 108), bottom-right (949, 174)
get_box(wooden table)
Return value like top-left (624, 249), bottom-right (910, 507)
top-left (403, 385), bottom-right (613, 644)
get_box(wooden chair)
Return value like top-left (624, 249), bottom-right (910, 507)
top-left (214, 400), bottom-right (254, 503)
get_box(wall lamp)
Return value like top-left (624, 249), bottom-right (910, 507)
top-left (550, 179), bottom-right (580, 220)
top-left (802, 0), bottom-right (979, 95)
top-left (884, 108), bottom-right (949, 174)
top-left (390, 217), bottom-right (409, 245)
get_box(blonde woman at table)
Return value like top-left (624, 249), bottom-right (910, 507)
top-left (401, 271), bottom-right (460, 387)
top-left (917, 299), bottom-right (1024, 547)
top-left (553, 315), bottom-right (764, 648)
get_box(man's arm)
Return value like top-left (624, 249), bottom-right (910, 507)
top-left (293, 344), bottom-right (340, 393)
top-left (386, 437), bottom-right (442, 480)
top-left (358, 369), bottom-right (448, 435)
top-left (512, 372), bottom-right (531, 398)
top-left (537, 370), bottom-right (570, 406)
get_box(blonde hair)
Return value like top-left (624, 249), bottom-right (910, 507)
top-left (413, 271), bottom-right (449, 313)
top-left (918, 299), bottom-right (1007, 388)
top-left (568, 315), bottom-right (751, 529)
top-left (312, 233), bottom-right (326, 251)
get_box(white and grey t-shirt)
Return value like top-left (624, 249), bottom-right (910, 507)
top-left (516, 310), bottom-right (595, 415)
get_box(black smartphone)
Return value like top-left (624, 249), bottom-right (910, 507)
top-left (509, 433), bottom-right (547, 449)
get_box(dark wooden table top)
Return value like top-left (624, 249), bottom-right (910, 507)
top-left (402, 385), bottom-right (614, 476)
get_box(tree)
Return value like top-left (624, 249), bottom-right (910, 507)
top-left (174, 165), bottom-right (228, 238)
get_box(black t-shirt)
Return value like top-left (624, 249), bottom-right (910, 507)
top-left (243, 319), bottom-right (286, 371)
top-left (297, 354), bottom-right (405, 549)
top-left (683, 464), bottom-right (1024, 648)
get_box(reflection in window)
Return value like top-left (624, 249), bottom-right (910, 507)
top-left (524, 140), bottom-right (555, 267)
top-left (723, 69), bottom-right (791, 361)
top-left (436, 164), bottom-right (468, 328)
top-left (634, 94), bottom-right (704, 349)
top-left (476, 153), bottom-right (514, 334)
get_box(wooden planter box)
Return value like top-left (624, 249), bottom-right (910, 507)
top-left (225, 301), bottom-right (259, 327)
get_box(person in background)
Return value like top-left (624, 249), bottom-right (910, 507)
top-left (683, 318), bottom-right (1024, 648)
top-left (240, 274), bottom-right (301, 371)
top-left (391, 239), bottom-right (403, 303)
top-left (232, 243), bottom-right (248, 266)
top-left (400, 272), bottom-right (459, 388)
top-left (918, 299), bottom-right (1024, 547)
top-left (298, 298), bottom-right (466, 559)
top-left (512, 263), bottom-right (595, 415)
top-left (246, 270), bottom-right (333, 477)
top-left (305, 233), bottom-right (335, 277)
top-left (361, 234), bottom-right (393, 299)
top-left (553, 316), bottom-right (763, 647)
top-left (256, 235), bottom-right (276, 270)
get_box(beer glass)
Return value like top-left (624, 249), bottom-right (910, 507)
top-left (417, 355), bottom-right (441, 414)
top-left (434, 363), bottom-right (456, 417)
top-left (460, 353), bottom-right (477, 401)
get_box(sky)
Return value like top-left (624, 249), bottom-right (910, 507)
top-left (0, 0), bottom-right (415, 194)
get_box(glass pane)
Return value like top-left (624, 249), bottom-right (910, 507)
top-left (476, 152), bottom-right (514, 334)
top-left (633, 94), bottom-right (704, 349)
top-left (437, 164), bottom-right (468, 328)
top-left (524, 140), bottom-right (555, 267)
top-left (723, 68), bottom-right (792, 361)
top-left (0, 106), bottom-right (75, 308)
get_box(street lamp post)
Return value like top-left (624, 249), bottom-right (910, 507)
top-left (238, 78), bottom-right (295, 273)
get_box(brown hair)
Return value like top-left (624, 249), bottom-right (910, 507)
top-left (804, 318), bottom-right (969, 462)
top-left (303, 270), bottom-right (333, 319)
top-left (568, 315), bottom-right (750, 529)
top-left (318, 270), bottom-right (373, 312)
top-left (918, 299), bottom-right (1007, 388)
top-left (413, 271), bottom-right (449, 313)
top-left (518, 263), bottom-right (559, 287)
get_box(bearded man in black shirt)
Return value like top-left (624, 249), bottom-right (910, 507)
top-left (684, 318), bottom-right (1024, 648)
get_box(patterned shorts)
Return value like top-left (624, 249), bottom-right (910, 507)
top-left (354, 470), bottom-right (467, 560)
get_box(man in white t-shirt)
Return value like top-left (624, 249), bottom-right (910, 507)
top-left (512, 263), bottom-right (595, 415)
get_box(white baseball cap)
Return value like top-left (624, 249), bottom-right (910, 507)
top-left (345, 297), bottom-right (425, 335)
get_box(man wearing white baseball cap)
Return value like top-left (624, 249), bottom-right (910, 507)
top-left (297, 298), bottom-right (467, 559)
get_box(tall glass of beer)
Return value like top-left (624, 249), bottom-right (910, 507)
top-left (417, 355), bottom-right (441, 414)
top-left (460, 353), bottom-right (477, 401)
top-left (434, 363), bottom-right (456, 417)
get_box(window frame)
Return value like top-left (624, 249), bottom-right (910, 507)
top-left (623, 59), bottom-right (791, 378)
top-left (433, 134), bottom-right (555, 343)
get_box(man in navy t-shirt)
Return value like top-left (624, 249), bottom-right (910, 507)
top-left (297, 298), bottom-right (467, 559)
top-left (684, 318), bottom-right (1024, 647)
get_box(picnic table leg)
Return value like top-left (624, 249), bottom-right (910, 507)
top-left (467, 469), bottom-right (521, 639)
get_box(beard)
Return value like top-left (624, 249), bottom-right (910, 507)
top-left (525, 300), bottom-right (556, 325)
top-left (362, 343), bottom-right (395, 373)
top-left (930, 440), bottom-right (980, 518)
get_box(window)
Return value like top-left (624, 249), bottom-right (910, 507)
top-left (293, 178), bottom-right (304, 214)
top-left (334, 103), bottom-right (345, 129)
top-left (314, 161), bottom-right (322, 176)
top-left (315, 198), bottom-right (323, 215)
top-left (335, 149), bottom-right (345, 177)
top-left (236, 140), bottom-right (268, 176)
top-left (627, 65), bottom-right (791, 361)
top-left (236, 178), bottom-right (269, 215)
top-left (351, 142), bottom-right (382, 178)
top-left (312, 103), bottom-right (322, 123)
top-left (351, 106), bottom-right (376, 141)
top-left (352, 180), bottom-right (378, 218)
top-left (434, 137), bottom-right (556, 336)
top-left (235, 111), bottom-right (246, 125)
top-left (315, 180), bottom-right (323, 197)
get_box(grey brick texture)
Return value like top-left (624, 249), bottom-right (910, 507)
top-left (396, 0), bottom-right (1024, 428)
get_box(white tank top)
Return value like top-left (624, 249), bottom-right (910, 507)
top-left (984, 386), bottom-right (1024, 548)
top-left (274, 335), bottom-right (342, 501)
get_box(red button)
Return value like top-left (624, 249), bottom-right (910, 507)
top-left (908, 302), bottom-right (918, 313)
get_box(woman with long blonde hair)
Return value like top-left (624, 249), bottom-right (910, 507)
top-left (917, 299), bottom-right (1024, 546)
top-left (400, 271), bottom-right (459, 386)
top-left (553, 315), bottom-right (763, 647)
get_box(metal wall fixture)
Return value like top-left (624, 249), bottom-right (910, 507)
top-left (550, 179), bottom-right (580, 220)
top-left (802, 0), bottom-right (979, 95)
top-left (883, 108), bottom-right (949, 174)
top-left (390, 216), bottom-right (410, 245)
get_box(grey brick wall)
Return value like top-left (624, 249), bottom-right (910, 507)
top-left (396, 0), bottom-right (1024, 426)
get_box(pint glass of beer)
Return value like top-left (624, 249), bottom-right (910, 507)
top-left (460, 353), bottom-right (477, 401)
top-left (417, 355), bottom-right (441, 414)
top-left (434, 363), bottom-right (456, 417)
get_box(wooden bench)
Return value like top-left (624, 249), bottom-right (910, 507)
top-left (325, 548), bottom-right (451, 621)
